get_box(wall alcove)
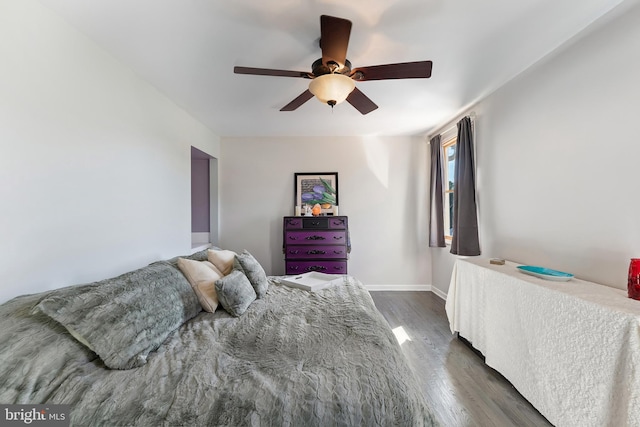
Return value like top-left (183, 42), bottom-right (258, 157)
top-left (191, 146), bottom-right (218, 251)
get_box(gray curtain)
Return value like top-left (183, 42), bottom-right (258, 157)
top-left (450, 117), bottom-right (480, 255)
top-left (429, 135), bottom-right (445, 247)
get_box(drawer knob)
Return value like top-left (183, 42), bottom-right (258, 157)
top-left (307, 250), bottom-right (326, 255)
top-left (306, 265), bottom-right (327, 272)
top-left (305, 235), bottom-right (326, 240)
top-left (333, 236), bottom-right (343, 240)
top-left (289, 250), bottom-right (300, 254)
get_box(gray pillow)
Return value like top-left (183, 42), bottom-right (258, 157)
top-left (236, 250), bottom-right (269, 299)
top-left (33, 261), bottom-right (201, 370)
top-left (215, 269), bottom-right (256, 317)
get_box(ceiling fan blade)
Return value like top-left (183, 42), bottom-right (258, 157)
top-left (280, 90), bottom-right (314, 111)
top-left (234, 66), bottom-right (311, 79)
top-left (320, 15), bottom-right (352, 67)
top-left (346, 87), bottom-right (378, 115)
top-left (351, 61), bottom-right (433, 81)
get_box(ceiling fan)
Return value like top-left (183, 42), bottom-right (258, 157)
top-left (234, 15), bottom-right (433, 115)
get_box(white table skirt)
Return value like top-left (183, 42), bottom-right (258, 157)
top-left (445, 258), bottom-right (640, 427)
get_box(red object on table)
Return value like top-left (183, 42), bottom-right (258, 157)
top-left (628, 259), bottom-right (640, 300)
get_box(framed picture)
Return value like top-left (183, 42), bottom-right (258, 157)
top-left (294, 172), bottom-right (339, 215)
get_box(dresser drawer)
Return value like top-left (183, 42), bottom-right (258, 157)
top-left (302, 217), bottom-right (329, 229)
top-left (285, 260), bottom-right (347, 275)
top-left (285, 230), bottom-right (347, 244)
top-left (285, 245), bottom-right (347, 259)
top-left (328, 217), bottom-right (347, 229)
top-left (284, 217), bottom-right (303, 229)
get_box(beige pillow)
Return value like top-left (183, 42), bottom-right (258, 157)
top-left (207, 249), bottom-right (237, 276)
top-left (177, 258), bottom-right (222, 312)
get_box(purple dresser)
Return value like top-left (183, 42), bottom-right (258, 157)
top-left (283, 216), bottom-right (350, 275)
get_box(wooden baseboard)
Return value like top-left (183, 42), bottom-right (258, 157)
top-left (365, 284), bottom-right (432, 292)
top-left (365, 284), bottom-right (448, 300)
top-left (430, 286), bottom-right (447, 300)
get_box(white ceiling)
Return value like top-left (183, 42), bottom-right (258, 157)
top-left (37, 0), bottom-right (624, 137)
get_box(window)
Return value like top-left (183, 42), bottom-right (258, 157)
top-left (442, 136), bottom-right (456, 240)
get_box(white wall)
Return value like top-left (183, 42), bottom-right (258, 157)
top-left (0, 0), bottom-right (220, 303)
top-left (431, 1), bottom-right (640, 293)
top-left (219, 136), bottom-right (431, 289)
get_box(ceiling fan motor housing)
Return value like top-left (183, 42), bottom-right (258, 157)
top-left (311, 58), bottom-right (352, 77)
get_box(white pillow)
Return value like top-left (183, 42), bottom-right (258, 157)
top-left (177, 258), bottom-right (223, 312)
top-left (207, 249), bottom-right (237, 276)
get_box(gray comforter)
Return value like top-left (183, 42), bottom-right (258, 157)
top-left (0, 277), bottom-right (437, 426)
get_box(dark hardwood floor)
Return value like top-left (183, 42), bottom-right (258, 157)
top-left (369, 291), bottom-right (553, 427)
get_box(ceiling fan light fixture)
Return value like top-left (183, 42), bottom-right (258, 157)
top-left (308, 73), bottom-right (355, 107)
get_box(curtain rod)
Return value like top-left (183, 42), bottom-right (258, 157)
top-left (429, 111), bottom-right (476, 140)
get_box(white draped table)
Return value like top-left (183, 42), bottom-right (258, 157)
top-left (445, 258), bottom-right (640, 427)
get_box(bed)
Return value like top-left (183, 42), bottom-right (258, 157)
top-left (0, 250), bottom-right (437, 426)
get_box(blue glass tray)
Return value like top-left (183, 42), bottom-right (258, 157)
top-left (517, 265), bottom-right (574, 281)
